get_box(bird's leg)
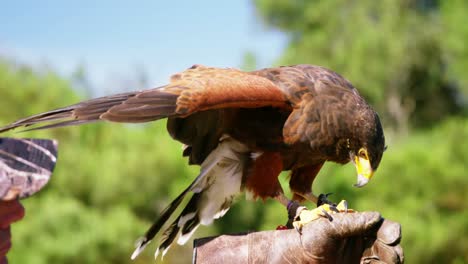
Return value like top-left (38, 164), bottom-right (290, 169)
top-left (274, 192), bottom-right (306, 229)
top-left (294, 192), bottom-right (319, 204)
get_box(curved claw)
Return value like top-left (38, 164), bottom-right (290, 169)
top-left (329, 205), bottom-right (340, 213)
top-left (320, 208), bottom-right (334, 221)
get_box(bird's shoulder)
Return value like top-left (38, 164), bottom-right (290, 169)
top-left (250, 64), bottom-right (360, 104)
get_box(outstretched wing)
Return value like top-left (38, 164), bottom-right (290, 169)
top-left (0, 64), bottom-right (291, 133)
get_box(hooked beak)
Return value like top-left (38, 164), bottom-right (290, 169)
top-left (354, 174), bottom-right (369, 188)
top-left (353, 154), bottom-right (373, 188)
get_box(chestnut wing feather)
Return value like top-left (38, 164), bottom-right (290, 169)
top-left (163, 65), bottom-right (291, 115)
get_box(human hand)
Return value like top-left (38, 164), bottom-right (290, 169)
top-left (0, 138), bottom-right (58, 264)
top-left (0, 200), bottom-right (24, 264)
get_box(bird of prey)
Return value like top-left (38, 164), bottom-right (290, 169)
top-left (0, 64), bottom-right (385, 259)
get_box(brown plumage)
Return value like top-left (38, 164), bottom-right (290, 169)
top-left (0, 64), bottom-right (385, 259)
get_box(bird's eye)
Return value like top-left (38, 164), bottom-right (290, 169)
top-left (358, 148), bottom-right (368, 159)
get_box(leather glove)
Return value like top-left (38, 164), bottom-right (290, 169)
top-left (194, 211), bottom-right (404, 264)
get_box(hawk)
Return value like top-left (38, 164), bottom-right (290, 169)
top-left (0, 64), bottom-right (385, 259)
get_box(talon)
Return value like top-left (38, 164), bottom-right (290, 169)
top-left (329, 205), bottom-right (340, 213)
top-left (294, 222), bottom-right (302, 234)
top-left (328, 205), bottom-right (341, 213)
top-left (320, 208), bottom-right (334, 221)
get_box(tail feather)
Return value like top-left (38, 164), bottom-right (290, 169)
top-left (176, 193), bottom-right (202, 245)
top-left (131, 185), bottom-right (191, 260)
top-left (154, 219), bottom-right (180, 260)
top-left (0, 88), bottom-right (179, 133)
top-left (177, 215), bottom-right (200, 245)
top-left (20, 120), bottom-right (98, 132)
top-left (131, 135), bottom-right (250, 261)
top-left (156, 194), bottom-right (201, 258)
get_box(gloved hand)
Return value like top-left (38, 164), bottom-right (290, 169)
top-left (0, 138), bottom-right (58, 264)
top-left (194, 211), bottom-right (404, 264)
top-left (0, 200), bottom-right (24, 264)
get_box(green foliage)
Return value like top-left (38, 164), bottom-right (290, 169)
top-left (11, 193), bottom-right (144, 264)
top-left (240, 51), bottom-right (258, 72)
top-left (441, 0), bottom-right (468, 99)
top-left (254, 0), bottom-right (465, 133)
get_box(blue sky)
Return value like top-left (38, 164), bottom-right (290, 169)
top-left (0, 0), bottom-right (287, 94)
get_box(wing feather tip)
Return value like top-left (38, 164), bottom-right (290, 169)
top-left (153, 245), bottom-right (171, 260)
top-left (131, 237), bottom-right (151, 260)
top-left (177, 224), bottom-right (200, 245)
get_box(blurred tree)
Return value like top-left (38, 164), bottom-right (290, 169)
top-left (70, 62), bottom-right (93, 98)
top-left (254, 0), bottom-right (465, 134)
top-left (240, 51), bottom-right (258, 71)
top-left (440, 0), bottom-right (468, 102)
